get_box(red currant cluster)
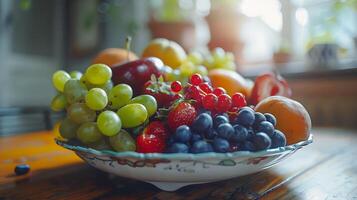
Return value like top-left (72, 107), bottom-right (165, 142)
top-left (170, 74), bottom-right (247, 114)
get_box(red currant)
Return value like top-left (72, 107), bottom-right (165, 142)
top-left (193, 91), bottom-right (205, 103)
top-left (216, 94), bottom-right (232, 112)
top-left (190, 73), bottom-right (203, 86)
top-left (231, 93), bottom-right (247, 108)
top-left (202, 93), bottom-right (218, 110)
top-left (171, 81), bottom-right (182, 93)
top-left (199, 82), bottom-right (213, 94)
top-left (213, 87), bottom-right (226, 96)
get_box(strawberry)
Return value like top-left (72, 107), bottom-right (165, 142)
top-left (143, 75), bottom-right (176, 108)
top-left (250, 73), bottom-right (292, 105)
top-left (136, 133), bottom-right (166, 153)
top-left (167, 102), bottom-right (197, 130)
top-left (143, 121), bottom-right (169, 140)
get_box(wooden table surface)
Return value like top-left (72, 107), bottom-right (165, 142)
top-left (1, 128), bottom-right (357, 200)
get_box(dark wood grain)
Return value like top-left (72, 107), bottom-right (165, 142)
top-left (1, 128), bottom-right (357, 200)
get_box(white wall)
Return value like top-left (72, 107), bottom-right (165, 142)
top-left (0, 0), bottom-right (64, 107)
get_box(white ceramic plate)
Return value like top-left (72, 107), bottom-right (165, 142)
top-left (56, 135), bottom-right (313, 191)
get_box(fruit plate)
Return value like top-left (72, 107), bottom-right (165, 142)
top-left (55, 135), bottom-right (313, 191)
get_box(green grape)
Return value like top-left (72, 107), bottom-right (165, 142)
top-left (97, 110), bottom-right (121, 136)
top-left (109, 129), bottom-right (136, 152)
top-left (80, 75), bottom-right (112, 93)
top-left (195, 65), bottom-right (208, 76)
top-left (179, 61), bottom-right (195, 77)
top-left (52, 70), bottom-right (71, 92)
top-left (101, 80), bottom-right (113, 94)
top-left (223, 61), bottom-right (235, 70)
top-left (187, 52), bottom-right (203, 65)
top-left (85, 88), bottom-right (108, 110)
top-left (76, 122), bottom-right (103, 144)
top-left (109, 84), bottom-right (133, 109)
top-left (203, 56), bottom-right (215, 69)
top-left (226, 52), bottom-right (235, 61)
top-left (69, 70), bottom-right (83, 79)
top-left (59, 118), bottom-right (79, 139)
top-left (80, 74), bottom-right (89, 86)
top-left (129, 95), bottom-right (157, 117)
top-left (87, 138), bottom-right (112, 150)
top-left (85, 64), bottom-right (112, 85)
top-left (117, 103), bottom-right (147, 128)
top-left (51, 93), bottom-right (67, 111)
top-left (63, 79), bottom-right (88, 104)
top-left (67, 103), bottom-right (96, 124)
top-left (212, 47), bottom-right (225, 60)
top-left (165, 69), bottom-right (181, 82)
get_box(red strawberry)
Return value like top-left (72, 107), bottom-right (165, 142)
top-left (250, 73), bottom-right (292, 105)
top-left (143, 121), bottom-right (169, 140)
top-left (167, 102), bottom-right (197, 130)
top-left (136, 133), bottom-right (166, 153)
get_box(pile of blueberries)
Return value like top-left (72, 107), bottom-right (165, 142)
top-left (166, 107), bottom-right (287, 153)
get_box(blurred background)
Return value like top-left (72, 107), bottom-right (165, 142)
top-left (0, 0), bottom-right (357, 135)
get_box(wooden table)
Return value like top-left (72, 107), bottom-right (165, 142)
top-left (1, 128), bottom-right (357, 200)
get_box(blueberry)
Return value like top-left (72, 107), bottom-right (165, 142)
top-left (197, 108), bottom-right (211, 116)
top-left (235, 109), bottom-right (255, 127)
top-left (240, 106), bottom-right (254, 112)
top-left (264, 113), bottom-right (276, 126)
top-left (190, 140), bottom-right (214, 153)
top-left (213, 138), bottom-right (230, 153)
top-left (166, 143), bottom-right (189, 153)
top-left (192, 113), bottom-right (213, 134)
top-left (191, 133), bottom-right (203, 144)
top-left (252, 132), bottom-right (272, 151)
top-left (174, 125), bottom-right (192, 143)
top-left (206, 128), bottom-right (218, 139)
top-left (167, 136), bottom-right (175, 146)
top-left (216, 123), bottom-right (235, 140)
top-left (253, 112), bottom-right (266, 129)
top-left (270, 130), bottom-right (287, 148)
top-left (246, 128), bottom-right (255, 141)
top-left (257, 121), bottom-right (275, 136)
top-left (231, 124), bottom-right (248, 142)
top-left (15, 164), bottom-right (30, 175)
top-left (242, 141), bottom-right (256, 151)
top-left (213, 115), bottom-right (229, 129)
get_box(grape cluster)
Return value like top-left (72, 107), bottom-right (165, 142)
top-left (203, 48), bottom-right (236, 71)
top-left (51, 64), bottom-right (158, 152)
top-left (164, 48), bottom-right (236, 84)
top-left (166, 108), bottom-right (287, 153)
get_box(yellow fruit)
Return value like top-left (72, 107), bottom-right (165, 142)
top-left (208, 69), bottom-right (250, 97)
top-left (255, 96), bottom-right (312, 145)
top-left (92, 48), bottom-right (138, 67)
top-left (142, 38), bottom-right (186, 69)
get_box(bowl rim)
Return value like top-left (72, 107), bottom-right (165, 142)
top-left (55, 134), bottom-right (313, 160)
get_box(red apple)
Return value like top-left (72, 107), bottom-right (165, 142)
top-left (111, 57), bottom-right (164, 95)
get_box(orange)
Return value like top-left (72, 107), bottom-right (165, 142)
top-left (142, 38), bottom-right (186, 69)
top-left (208, 69), bottom-right (252, 97)
top-left (255, 96), bottom-right (311, 145)
top-left (92, 48), bottom-right (138, 67)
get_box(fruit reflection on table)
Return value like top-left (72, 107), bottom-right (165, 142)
top-left (51, 38), bottom-right (311, 154)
